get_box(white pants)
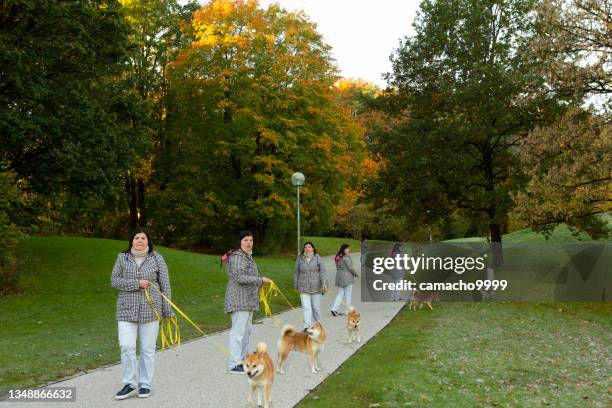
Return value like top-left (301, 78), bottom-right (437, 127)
top-left (228, 311), bottom-right (253, 369)
top-left (118, 321), bottom-right (159, 389)
top-left (392, 277), bottom-right (403, 301)
top-left (300, 293), bottom-right (322, 329)
top-left (332, 284), bottom-right (353, 313)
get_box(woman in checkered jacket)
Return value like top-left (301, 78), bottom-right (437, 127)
top-left (110, 227), bottom-right (174, 400)
top-left (224, 231), bottom-right (271, 374)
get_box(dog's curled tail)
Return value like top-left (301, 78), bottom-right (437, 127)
top-left (280, 324), bottom-right (296, 337)
top-left (348, 306), bottom-right (356, 313)
top-left (256, 342), bottom-right (267, 354)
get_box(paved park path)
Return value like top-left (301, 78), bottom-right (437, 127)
top-left (1, 254), bottom-right (406, 408)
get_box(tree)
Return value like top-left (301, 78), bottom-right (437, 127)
top-left (370, 0), bottom-right (567, 264)
top-left (532, 0), bottom-right (611, 98)
top-left (118, 0), bottom-right (199, 230)
top-left (151, 0), bottom-right (363, 252)
top-left (0, 171), bottom-right (21, 294)
top-left (513, 108), bottom-right (611, 238)
top-left (0, 0), bottom-right (143, 233)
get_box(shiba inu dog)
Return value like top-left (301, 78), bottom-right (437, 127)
top-left (347, 306), bottom-right (361, 344)
top-left (409, 291), bottom-right (439, 310)
top-left (243, 342), bottom-right (274, 408)
top-left (277, 322), bottom-right (327, 374)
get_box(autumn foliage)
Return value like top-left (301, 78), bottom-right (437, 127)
top-left (148, 0), bottom-right (364, 251)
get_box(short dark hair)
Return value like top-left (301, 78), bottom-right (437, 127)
top-left (238, 230), bottom-right (254, 245)
top-left (302, 241), bottom-right (317, 255)
top-left (124, 227), bottom-right (154, 253)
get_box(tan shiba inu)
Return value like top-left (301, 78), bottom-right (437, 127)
top-left (276, 322), bottom-right (327, 374)
top-left (243, 342), bottom-right (274, 408)
top-left (347, 306), bottom-right (361, 344)
top-left (409, 291), bottom-right (439, 310)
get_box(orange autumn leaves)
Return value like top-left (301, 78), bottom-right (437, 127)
top-left (156, 0), bottom-right (372, 248)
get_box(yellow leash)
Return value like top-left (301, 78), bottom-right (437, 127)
top-left (144, 286), bottom-right (232, 356)
top-left (144, 279), bottom-right (303, 356)
top-left (259, 284), bottom-right (281, 327)
top-left (144, 287), bottom-right (180, 351)
top-left (259, 280), bottom-right (304, 324)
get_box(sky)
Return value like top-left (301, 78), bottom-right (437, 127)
top-left (258, 0), bottom-right (423, 88)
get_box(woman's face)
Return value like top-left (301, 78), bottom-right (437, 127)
top-left (304, 244), bottom-right (314, 255)
top-left (241, 235), bottom-right (254, 252)
top-left (344, 246), bottom-right (350, 254)
top-left (132, 233), bottom-right (148, 251)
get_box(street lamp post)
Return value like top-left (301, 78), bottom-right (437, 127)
top-left (291, 172), bottom-right (305, 258)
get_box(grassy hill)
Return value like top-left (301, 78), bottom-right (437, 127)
top-left (445, 214), bottom-right (612, 243)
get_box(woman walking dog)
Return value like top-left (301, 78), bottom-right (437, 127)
top-left (111, 227), bottom-right (173, 400)
top-left (224, 231), bottom-right (272, 374)
top-left (294, 241), bottom-right (328, 330)
top-left (331, 244), bottom-right (359, 316)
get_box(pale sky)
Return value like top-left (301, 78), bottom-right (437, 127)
top-left (258, 0), bottom-right (422, 88)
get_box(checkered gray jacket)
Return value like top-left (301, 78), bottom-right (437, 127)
top-left (294, 254), bottom-right (328, 293)
top-left (335, 255), bottom-right (359, 287)
top-left (224, 250), bottom-right (263, 314)
top-left (111, 251), bottom-right (174, 323)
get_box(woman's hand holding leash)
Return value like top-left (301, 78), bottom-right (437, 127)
top-left (139, 279), bottom-right (152, 289)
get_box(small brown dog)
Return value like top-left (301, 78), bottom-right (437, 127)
top-left (409, 291), bottom-right (439, 310)
top-left (277, 323), bottom-right (327, 374)
top-left (347, 306), bottom-right (361, 344)
top-left (243, 342), bottom-right (274, 408)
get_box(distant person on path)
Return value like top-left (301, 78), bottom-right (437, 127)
top-left (331, 244), bottom-right (359, 316)
top-left (111, 227), bottom-right (174, 400)
top-left (223, 231), bottom-right (272, 374)
top-left (294, 241), bottom-right (328, 330)
top-left (390, 242), bottom-right (405, 301)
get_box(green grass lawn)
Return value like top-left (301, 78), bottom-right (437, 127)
top-left (0, 236), bottom-right (301, 396)
top-left (298, 224), bottom-right (611, 407)
top-left (298, 302), bottom-right (611, 407)
top-left (1, 226), bottom-right (610, 403)
top-left (301, 236), bottom-right (362, 257)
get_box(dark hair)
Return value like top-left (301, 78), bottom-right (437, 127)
top-left (301, 241), bottom-right (317, 255)
top-left (391, 242), bottom-right (401, 255)
top-left (335, 244), bottom-right (350, 262)
top-left (124, 227), bottom-right (154, 253)
top-left (221, 230), bottom-right (254, 265)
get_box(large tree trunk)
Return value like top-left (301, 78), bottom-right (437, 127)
top-left (126, 175), bottom-right (145, 232)
top-left (137, 178), bottom-right (146, 227)
top-left (489, 222), bottom-right (504, 266)
top-left (483, 142), bottom-right (504, 266)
